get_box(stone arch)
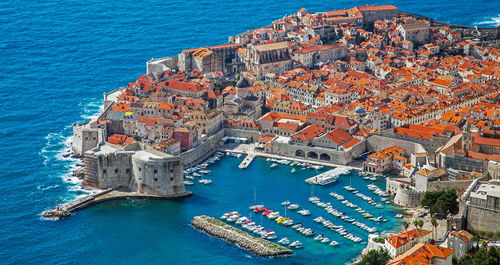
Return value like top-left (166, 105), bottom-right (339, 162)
top-left (307, 151), bottom-right (318, 159)
top-left (319, 153), bottom-right (330, 161)
top-left (295, 150), bottom-right (305, 157)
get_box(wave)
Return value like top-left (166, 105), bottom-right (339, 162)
top-left (38, 99), bottom-right (103, 205)
top-left (475, 14), bottom-right (500, 27)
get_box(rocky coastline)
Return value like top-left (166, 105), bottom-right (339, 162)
top-left (191, 215), bottom-right (292, 257)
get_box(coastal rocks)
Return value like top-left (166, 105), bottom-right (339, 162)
top-left (72, 167), bottom-right (85, 179)
top-left (191, 215), bottom-right (292, 257)
top-left (42, 210), bottom-right (71, 219)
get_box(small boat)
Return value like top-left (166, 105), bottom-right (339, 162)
top-left (308, 196), bottom-right (320, 202)
top-left (249, 205), bottom-right (265, 210)
top-left (183, 181), bottom-right (194, 185)
top-left (192, 173), bottom-right (201, 177)
top-left (289, 240), bottom-right (303, 249)
top-left (321, 237), bottom-right (330, 243)
top-left (287, 204), bottom-right (300, 210)
top-left (262, 210), bottom-right (273, 216)
top-left (270, 163), bottom-right (277, 169)
top-left (330, 240), bottom-right (339, 246)
top-left (314, 235), bottom-right (324, 241)
top-left (297, 209), bottom-right (310, 216)
top-left (185, 175), bottom-right (194, 180)
top-left (278, 238), bottom-right (290, 245)
top-left (395, 214), bottom-right (403, 219)
top-left (281, 200), bottom-right (291, 206)
top-left (291, 168), bottom-right (296, 173)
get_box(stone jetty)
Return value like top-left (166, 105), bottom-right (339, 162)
top-left (191, 215), bottom-right (292, 257)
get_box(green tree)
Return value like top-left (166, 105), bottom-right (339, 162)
top-left (357, 249), bottom-right (391, 265)
top-left (421, 190), bottom-right (458, 218)
top-left (402, 221), bottom-right (409, 231)
top-left (417, 219), bottom-right (424, 229)
top-left (472, 247), bottom-right (498, 265)
top-left (457, 254), bottom-right (473, 265)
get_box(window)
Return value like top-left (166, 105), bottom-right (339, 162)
top-left (154, 178), bottom-right (158, 182)
top-left (170, 177), bottom-right (174, 181)
top-left (154, 169), bottom-right (158, 174)
top-left (103, 169), bottom-right (107, 174)
top-left (139, 167), bottom-right (141, 172)
top-left (126, 168), bottom-right (130, 174)
top-left (114, 168), bottom-right (118, 173)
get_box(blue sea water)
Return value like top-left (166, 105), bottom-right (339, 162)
top-left (0, 0), bottom-right (498, 264)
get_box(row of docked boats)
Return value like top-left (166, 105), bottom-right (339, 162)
top-left (310, 197), bottom-right (377, 234)
top-left (313, 216), bottom-right (362, 244)
top-left (344, 186), bottom-right (385, 208)
top-left (266, 158), bottom-right (324, 171)
top-left (183, 152), bottom-right (225, 186)
top-left (222, 209), bottom-right (305, 249)
top-left (367, 184), bottom-right (390, 199)
top-left (226, 152), bottom-right (242, 158)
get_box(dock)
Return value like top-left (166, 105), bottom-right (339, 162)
top-left (238, 154), bottom-right (255, 169)
top-left (42, 187), bottom-right (192, 219)
top-left (305, 167), bottom-right (350, 185)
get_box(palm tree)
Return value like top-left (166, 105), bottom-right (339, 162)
top-left (402, 221), bottom-right (409, 231)
top-left (431, 218), bottom-right (438, 241)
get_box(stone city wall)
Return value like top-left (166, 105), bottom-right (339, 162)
top-left (367, 135), bottom-right (426, 155)
top-left (224, 128), bottom-right (261, 142)
top-left (181, 129), bottom-right (225, 168)
top-left (466, 206), bottom-right (500, 233)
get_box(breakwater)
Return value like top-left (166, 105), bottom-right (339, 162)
top-left (191, 215), bottom-right (292, 257)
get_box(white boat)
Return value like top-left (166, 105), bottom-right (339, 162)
top-left (270, 163), bottom-right (277, 169)
top-left (183, 181), bottom-right (194, 185)
top-left (199, 170), bottom-right (210, 174)
top-left (192, 173), bottom-right (201, 177)
top-left (185, 175), bottom-right (194, 180)
top-left (287, 204), bottom-right (300, 210)
top-left (278, 238), bottom-right (290, 245)
top-left (330, 240), bottom-right (339, 246)
top-left (289, 240), bottom-right (303, 249)
top-left (281, 200), bottom-right (291, 206)
top-left (308, 196), bottom-right (320, 202)
top-left (314, 235), bottom-right (323, 241)
top-left (291, 168), bottom-right (296, 173)
top-left (297, 209), bottom-right (310, 216)
top-left (199, 179), bottom-right (212, 184)
top-left (321, 237), bottom-right (330, 243)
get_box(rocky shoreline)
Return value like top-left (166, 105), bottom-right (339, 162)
top-left (191, 215), bottom-right (292, 257)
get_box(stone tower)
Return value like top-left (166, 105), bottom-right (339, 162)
top-left (462, 122), bottom-right (472, 151)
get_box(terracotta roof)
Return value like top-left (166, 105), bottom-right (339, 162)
top-left (291, 124), bottom-right (325, 141)
top-left (387, 243), bottom-right (454, 265)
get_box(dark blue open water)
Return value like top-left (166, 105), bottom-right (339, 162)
top-left (0, 1), bottom-right (498, 264)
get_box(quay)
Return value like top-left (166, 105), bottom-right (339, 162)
top-left (42, 187), bottom-right (192, 219)
top-left (219, 144), bottom-right (360, 171)
top-left (305, 167), bottom-right (350, 185)
top-left (238, 154), bottom-right (255, 169)
top-left (191, 215), bottom-right (292, 257)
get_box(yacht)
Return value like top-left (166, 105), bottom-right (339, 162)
top-left (278, 238), bottom-right (290, 245)
top-left (314, 235), bottom-right (323, 241)
top-left (281, 200), bottom-right (291, 206)
top-left (289, 240), bottom-right (303, 249)
top-left (287, 204), bottom-right (300, 210)
top-left (270, 163), bottom-right (277, 169)
top-left (297, 209), bottom-right (310, 216)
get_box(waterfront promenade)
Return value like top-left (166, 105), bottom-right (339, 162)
top-left (219, 143), bottom-right (361, 171)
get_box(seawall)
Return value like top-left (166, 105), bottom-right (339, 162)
top-left (191, 215), bottom-right (292, 257)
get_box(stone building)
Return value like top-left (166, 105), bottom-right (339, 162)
top-left (465, 182), bottom-right (500, 233)
top-left (188, 109), bottom-right (223, 136)
top-left (83, 142), bottom-right (186, 197)
top-left (356, 5), bottom-right (399, 25)
top-left (446, 230), bottom-right (473, 258)
top-left (178, 43), bottom-right (242, 74)
top-left (72, 120), bottom-right (105, 156)
top-left (245, 42), bottom-right (292, 77)
top-left (397, 22), bottom-right (429, 44)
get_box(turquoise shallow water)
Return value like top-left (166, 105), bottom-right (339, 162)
top-left (0, 0), bottom-right (499, 264)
